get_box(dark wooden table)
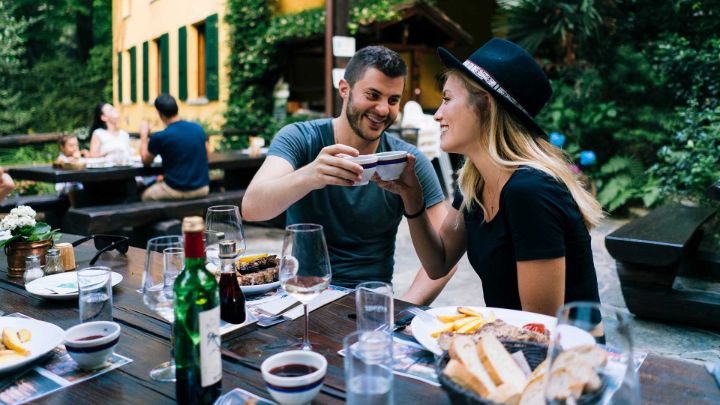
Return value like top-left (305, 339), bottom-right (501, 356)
top-left (7, 151), bottom-right (265, 184)
top-left (1, 235), bottom-right (718, 404)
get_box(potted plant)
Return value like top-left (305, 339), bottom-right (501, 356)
top-left (0, 205), bottom-right (59, 277)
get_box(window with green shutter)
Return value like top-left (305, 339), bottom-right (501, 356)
top-left (160, 33), bottom-right (169, 94)
top-left (129, 46), bottom-right (137, 102)
top-left (178, 26), bottom-right (187, 100)
top-left (142, 41), bottom-right (149, 102)
top-left (205, 14), bottom-right (219, 101)
top-left (117, 52), bottom-right (123, 103)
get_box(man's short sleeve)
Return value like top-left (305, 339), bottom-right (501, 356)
top-left (148, 132), bottom-right (163, 156)
top-left (503, 175), bottom-right (567, 261)
top-left (268, 124), bottom-right (310, 169)
top-left (412, 151), bottom-right (445, 208)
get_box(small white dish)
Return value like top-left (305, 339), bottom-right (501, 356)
top-left (343, 154), bottom-right (378, 186)
top-left (375, 151), bottom-right (408, 181)
top-left (261, 350), bottom-right (327, 405)
top-left (63, 321), bottom-right (121, 370)
top-left (25, 271), bottom-right (123, 300)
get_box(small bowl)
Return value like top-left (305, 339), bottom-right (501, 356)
top-left (375, 151), bottom-right (408, 181)
top-left (344, 155), bottom-right (378, 186)
top-left (64, 321), bottom-right (120, 370)
top-left (261, 350), bottom-right (327, 405)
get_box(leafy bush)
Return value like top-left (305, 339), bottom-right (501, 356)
top-left (649, 104), bottom-right (720, 203)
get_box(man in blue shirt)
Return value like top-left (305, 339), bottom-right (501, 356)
top-left (242, 46), bottom-right (455, 305)
top-left (139, 94), bottom-right (210, 201)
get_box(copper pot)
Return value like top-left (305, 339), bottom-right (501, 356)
top-left (4, 239), bottom-right (53, 278)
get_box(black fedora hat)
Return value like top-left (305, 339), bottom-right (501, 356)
top-left (438, 38), bottom-right (552, 137)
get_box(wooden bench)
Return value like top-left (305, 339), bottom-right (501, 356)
top-left (605, 204), bottom-right (720, 330)
top-left (61, 190), bottom-right (246, 235)
top-left (0, 194), bottom-right (70, 228)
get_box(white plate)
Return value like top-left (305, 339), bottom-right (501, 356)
top-left (240, 280), bottom-right (280, 296)
top-left (0, 317), bottom-right (64, 374)
top-left (410, 306), bottom-right (557, 355)
top-left (25, 272), bottom-right (124, 300)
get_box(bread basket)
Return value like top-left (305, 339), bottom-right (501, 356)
top-left (436, 340), bottom-right (606, 404)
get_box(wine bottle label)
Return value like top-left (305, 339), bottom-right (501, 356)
top-left (198, 306), bottom-right (222, 387)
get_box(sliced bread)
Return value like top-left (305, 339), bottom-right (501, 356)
top-left (477, 334), bottom-right (528, 395)
top-left (447, 335), bottom-right (497, 397)
top-left (518, 374), bottom-right (546, 405)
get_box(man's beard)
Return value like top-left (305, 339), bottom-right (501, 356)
top-left (345, 90), bottom-right (393, 142)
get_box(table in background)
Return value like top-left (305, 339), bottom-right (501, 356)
top-left (0, 235), bottom-right (718, 404)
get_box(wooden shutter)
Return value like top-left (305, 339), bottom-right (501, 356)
top-left (142, 41), bottom-right (149, 102)
top-left (160, 33), bottom-right (169, 94)
top-left (205, 14), bottom-right (219, 101)
top-left (117, 52), bottom-right (123, 102)
top-left (129, 46), bottom-right (137, 102)
top-left (178, 26), bottom-right (187, 100)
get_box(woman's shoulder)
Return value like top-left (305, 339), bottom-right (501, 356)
top-left (503, 166), bottom-right (567, 199)
top-left (92, 128), bottom-right (108, 138)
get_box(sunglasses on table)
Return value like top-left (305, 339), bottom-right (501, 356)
top-left (72, 234), bottom-right (130, 265)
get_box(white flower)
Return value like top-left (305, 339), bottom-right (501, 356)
top-left (1, 205), bottom-right (37, 231)
top-left (11, 205), bottom-right (36, 218)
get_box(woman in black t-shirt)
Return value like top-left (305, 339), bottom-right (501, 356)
top-left (375, 39), bottom-right (604, 316)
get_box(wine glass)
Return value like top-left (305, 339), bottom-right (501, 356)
top-left (279, 224), bottom-right (332, 350)
top-left (142, 235), bottom-right (183, 382)
top-left (206, 205), bottom-right (246, 268)
top-left (544, 301), bottom-right (640, 404)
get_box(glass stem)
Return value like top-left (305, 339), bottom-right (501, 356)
top-left (302, 303), bottom-right (311, 350)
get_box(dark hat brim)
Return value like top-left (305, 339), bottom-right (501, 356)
top-left (437, 47), bottom-right (547, 138)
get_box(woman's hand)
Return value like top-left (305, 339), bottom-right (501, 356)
top-left (373, 154), bottom-right (424, 213)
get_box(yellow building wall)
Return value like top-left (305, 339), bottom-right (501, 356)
top-left (276, 0), bottom-right (324, 14)
top-left (112, 0), bottom-right (229, 132)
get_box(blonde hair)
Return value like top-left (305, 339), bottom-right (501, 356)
top-left (447, 70), bottom-right (604, 229)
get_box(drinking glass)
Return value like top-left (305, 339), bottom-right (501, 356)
top-left (356, 282), bottom-right (394, 332)
top-left (77, 266), bottom-right (113, 323)
top-left (545, 301), bottom-right (640, 404)
top-left (206, 205), bottom-right (246, 268)
top-left (344, 330), bottom-right (394, 405)
top-left (279, 224), bottom-right (332, 350)
top-left (142, 235), bottom-right (183, 382)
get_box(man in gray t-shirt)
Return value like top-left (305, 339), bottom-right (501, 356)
top-left (242, 46), bottom-right (455, 304)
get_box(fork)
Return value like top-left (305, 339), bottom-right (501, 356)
top-left (406, 306), bottom-right (437, 324)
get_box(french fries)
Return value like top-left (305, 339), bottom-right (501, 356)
top-left (0, 327), bottom-right (32, 361)
top-left (430, 307), bottom-right (496, 338)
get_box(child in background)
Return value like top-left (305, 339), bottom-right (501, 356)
top-left (56, 134), bottom-right (86, 203)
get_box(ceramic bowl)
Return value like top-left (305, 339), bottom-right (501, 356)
top-left (261, 350), bottom-right (327, 405)
top-left (344, 154), bottom-right (378, 186)
top-left (375, 151), bottom-right (409, 181)
top-left (63, 321), bottom-right (120, 370)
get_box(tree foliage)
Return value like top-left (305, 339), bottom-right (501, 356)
top-left (496, 0), bottom-right (720, 211)
top-left (0, 0), bottom-right (32, 134)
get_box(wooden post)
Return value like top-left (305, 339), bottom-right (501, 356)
top-left (325, 0), bottom-right (350, 117)
top-left (324, 0), bottom-right (333, 117)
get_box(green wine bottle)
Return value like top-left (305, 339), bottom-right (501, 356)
top-left (174, 216), bottom-right (222, 404)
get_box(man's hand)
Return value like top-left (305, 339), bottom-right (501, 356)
top-left (140, 121), bottom-right (150, 139)
top-left (139, 121), bottom-right (154, 166)
top-left (0, 168), bottom-right (15, 202)
top-left (299, 144), bottom-right (363, 190)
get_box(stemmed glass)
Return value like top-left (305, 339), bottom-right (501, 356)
top-left (205, 205), bottom-right (246, 267)
top-left (279, 224), bottom-right (332, 350)
top-left (544, 301), bottom-right (640, 404)
top-left (142, 235), bottom-right (183, 382)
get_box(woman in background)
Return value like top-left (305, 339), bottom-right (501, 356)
top-left (376, 39), bottom-right (604, 316)
top-left (88, 103), bottom-right (131, 161)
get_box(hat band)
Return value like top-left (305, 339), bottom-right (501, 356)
top-left (462, 60), bottom-right (530, 117)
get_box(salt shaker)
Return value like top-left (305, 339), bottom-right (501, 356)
top-left (23, 255), bottom-right (44, 284)
top-left (44, 248), bottom-right (64, 275)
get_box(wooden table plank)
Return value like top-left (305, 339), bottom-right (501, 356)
top-left (7, 151), bottom-right (265, 184)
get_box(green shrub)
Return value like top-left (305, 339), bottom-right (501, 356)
top-left (649, 103), bottom-right (720, 204)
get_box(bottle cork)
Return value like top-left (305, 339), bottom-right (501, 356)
top-left (55, 242), bottom-right (76, 271)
